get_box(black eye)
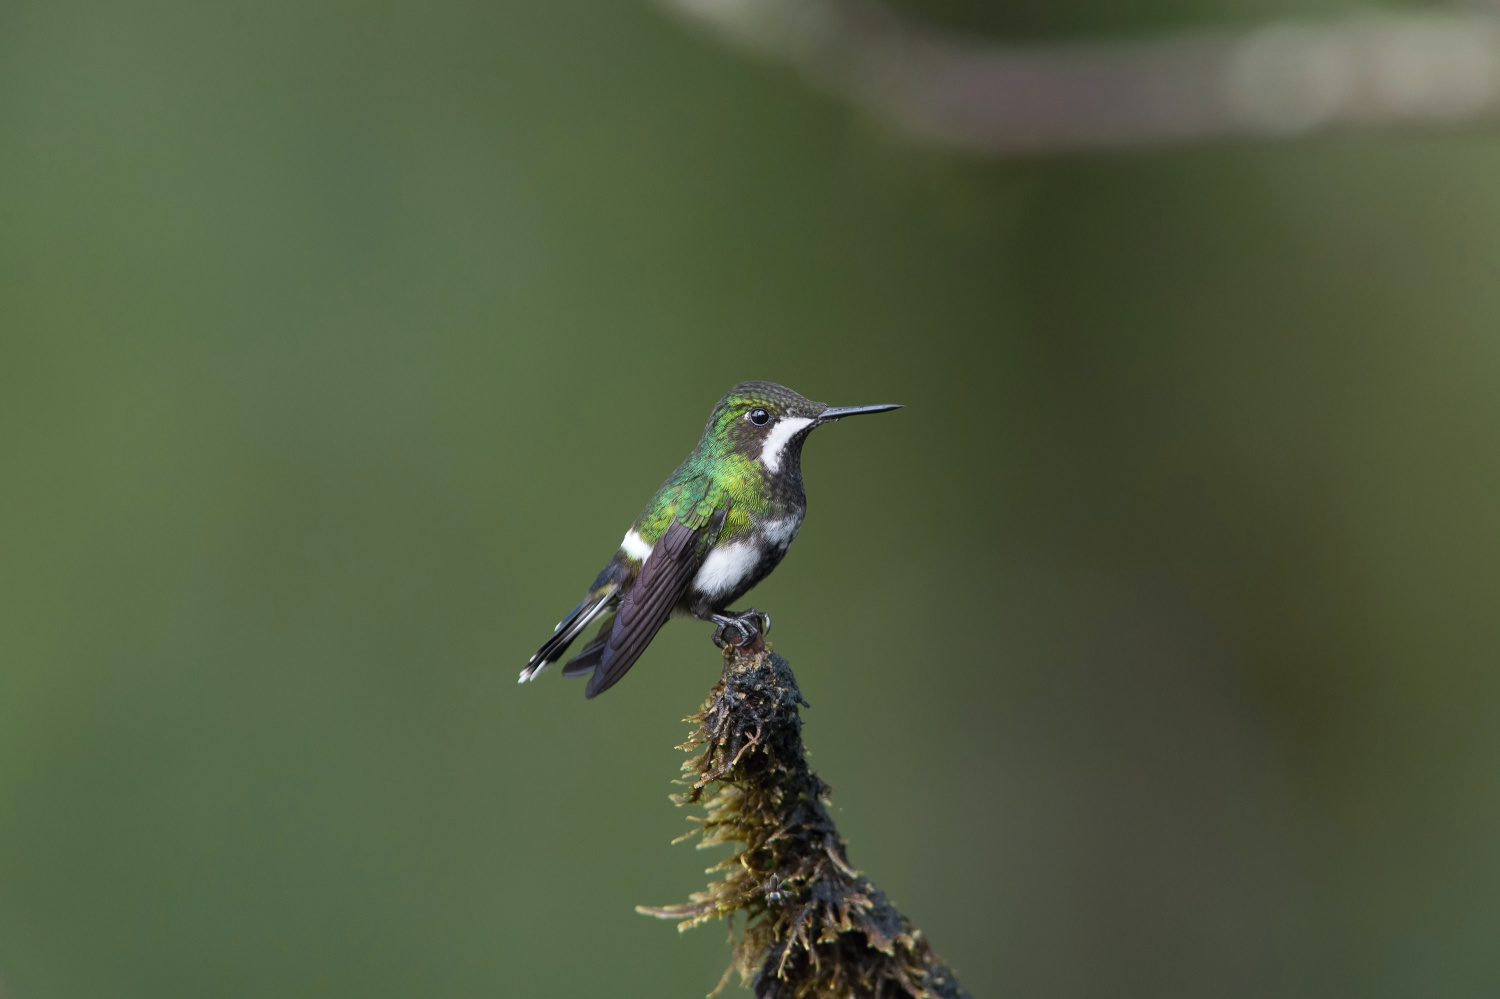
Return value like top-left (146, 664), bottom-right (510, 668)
top-left (748, 408), bottom-right (770, 426)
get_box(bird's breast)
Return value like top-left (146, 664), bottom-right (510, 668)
top-left (692, 540), bottom-right (761, 600)
top-left (760, 512), bottom-right (803, 552)
top-left (688, 512), bottom-right (804, 603)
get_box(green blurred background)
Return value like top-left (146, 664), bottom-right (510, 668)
top-left (2, 1), bottom-right (1498, 996)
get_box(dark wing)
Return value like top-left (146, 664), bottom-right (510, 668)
top-left (520, 558), bottom-right (630, 682)
top-left (585, 514), bottom-right (720, 698)
top-left (560, 616), bottom-right (613, 678)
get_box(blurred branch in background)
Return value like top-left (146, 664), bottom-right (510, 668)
top-left (639, 646), bottom-right (967, 999)
top-left (660, 0), bottom-right (1500, 153)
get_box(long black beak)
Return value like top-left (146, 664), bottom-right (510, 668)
top-left (818, 403), bottom-right (903, 423)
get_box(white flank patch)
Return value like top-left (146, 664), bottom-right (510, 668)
top-left (620, 529), bottom-right (653, 562)
top-left (762, 515), bottom-right (801, 549)
top-left (759, 416), bottom-right (814, 473)
top-left (693, 541), bottom-right (759, 599)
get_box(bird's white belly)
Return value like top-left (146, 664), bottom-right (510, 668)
top-left (692, 541), bottom-right (760, 600)
top-left (690, 515), bottom-right (803, 601)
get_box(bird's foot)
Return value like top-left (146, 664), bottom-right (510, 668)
top-left (711, 608), bottom-right (770, 650)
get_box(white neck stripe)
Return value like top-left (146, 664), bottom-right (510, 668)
top-left (760, 417), bottom-right (814, 474)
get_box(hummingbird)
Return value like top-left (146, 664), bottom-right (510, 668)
top-left (519, 381), bottom-right (901, 698)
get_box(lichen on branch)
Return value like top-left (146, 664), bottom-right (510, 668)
top-left (638, 645), bottom-right (968, 999)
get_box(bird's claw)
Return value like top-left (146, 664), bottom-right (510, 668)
top-left (710, 618), bottom-right (748, 648)
top-left (711, 608), bottom-right (770, 650)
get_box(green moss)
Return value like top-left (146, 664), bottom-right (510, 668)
top-left (639, 646), bottom-right (969, 999)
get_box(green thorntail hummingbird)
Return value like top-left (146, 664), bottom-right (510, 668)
top-left (520, 381), bottom-right (901, 698)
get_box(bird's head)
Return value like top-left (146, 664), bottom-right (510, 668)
top-left (701, 381), bottom-right (901, 476)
